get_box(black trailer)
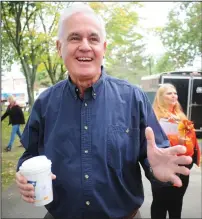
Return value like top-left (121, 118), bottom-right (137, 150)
top-left (141, 71), bottom-right (202, 137)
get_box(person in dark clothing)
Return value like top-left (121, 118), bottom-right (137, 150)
top-left (151, 172), bottom-right (190, 219)
top-left (1, 95), bottom-right (25, 152)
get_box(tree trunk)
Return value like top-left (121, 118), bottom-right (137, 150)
top-left (27, 83), bottom-right (34, 112)
top-left (20, 56), bottom-right (36, 109)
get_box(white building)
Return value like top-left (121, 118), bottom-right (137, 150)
top-left (1, 73), bottom-right (28, 106)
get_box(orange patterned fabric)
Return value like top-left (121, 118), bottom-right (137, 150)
top-left (166, 119), bottom-right (200, 166)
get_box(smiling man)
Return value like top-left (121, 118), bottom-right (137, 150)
top-left (56, 5), bottom-right (106, 98)
top-left (16, 3), bottom-right (192, 219)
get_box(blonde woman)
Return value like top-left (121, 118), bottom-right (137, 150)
top-left (151, 83), bottom-right (200, 219)
top-left (153, 84), bottom-right (187, 121)
top-left (1, 95), bottom-right (25, 151)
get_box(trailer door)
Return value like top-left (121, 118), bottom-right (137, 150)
top-left (189, 77), bottom-right (202, 135)
top-left (161, 76), bottom-right (191, 116)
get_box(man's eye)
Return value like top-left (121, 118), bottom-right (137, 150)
top-left (70, 37), bottom-right (80, 41)
top-left (91, 37), bottom-right (99, 42)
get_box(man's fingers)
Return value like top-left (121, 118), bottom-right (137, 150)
top-left (21, 195), bottom-right (35, 203)
top-left (20, 189), bottom-right (35, 197)
top-left (16, 172), bottom-right (27, 184)
top-left (175, 166), bottom-right (190, 176)
top-left (174, 155), bottom-right (192, 165)
top-left (51, 174), bottom-right (56, 180)
top-left (165, 145), bottom-right (187, 155)
top-left (16, 179), bottom-right (34, 191)
top-left (168, 174), bottom-right (182, 187)
top-left (168, 165), bottom-right (190, 187)
top-left (16, 172), bottom-right (34, 191)
top-left (145, 127), bottom-right (156, 148)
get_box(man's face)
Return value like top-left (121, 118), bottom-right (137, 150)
top-left (57, 12), bottom-right (106, 81)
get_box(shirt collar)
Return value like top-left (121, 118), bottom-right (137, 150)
top-left (67, 66), bottom-right (107, 100)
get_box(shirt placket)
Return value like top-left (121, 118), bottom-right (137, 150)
top-left (81, 99), bottom-right (93, 212)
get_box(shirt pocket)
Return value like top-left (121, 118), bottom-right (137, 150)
top-left (107, 125), bottom-right (140, 171)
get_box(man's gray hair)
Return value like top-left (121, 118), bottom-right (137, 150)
top-left (58, 3), bottom-right (106, 41)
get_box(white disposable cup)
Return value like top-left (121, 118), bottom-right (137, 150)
top-left (19, 155), bottom-right (53, 206)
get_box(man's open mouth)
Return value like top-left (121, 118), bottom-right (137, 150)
top-left (76, 57), bottom-right (93, 62)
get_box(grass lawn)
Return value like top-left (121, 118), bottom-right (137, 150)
top-left (1, 111), bottom-right (29, 190)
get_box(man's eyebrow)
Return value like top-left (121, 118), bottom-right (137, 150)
top-left (67, 32), bottom-right (101, 40)
top-left (67, 32), bottom-right (80, 39)
top-left (90, 32), bottom-right (100, 38)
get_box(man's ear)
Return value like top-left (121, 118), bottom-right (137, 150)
top-left (56, 40), bottom-right (62, 57)
top-left (103, 41), bottom-right (107, 55)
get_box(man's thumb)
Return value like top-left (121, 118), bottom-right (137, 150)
top-left (145, 127), bottom-right (155, 148)
top-left (51, 173), bottom-right (56, 180)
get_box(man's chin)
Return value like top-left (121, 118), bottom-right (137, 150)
top-left (79, 72), bottom-right (98, 79)
top-left (75, 67), bottom-right (100, 77)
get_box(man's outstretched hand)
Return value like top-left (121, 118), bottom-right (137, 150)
top-left (146, 127), bottom-right (192, 187)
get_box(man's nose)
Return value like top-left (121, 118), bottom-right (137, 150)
top-left (79, 39), bottom-right (91, 51)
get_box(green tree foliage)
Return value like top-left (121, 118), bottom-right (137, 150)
top-left (153, 53), bottom-right (176, 73)
top-left (2, 1), bottom-right (150, 96)
top-left (1, 2), bottom-right (46, 107)
top-left (36, 2), bottom-right (71, 85)
top-left (89, 2), bottom-right (148, 84)
top-left (1, 2), bottom-right (69, 106)
top-left (159, 2), bottom-right (202, 68)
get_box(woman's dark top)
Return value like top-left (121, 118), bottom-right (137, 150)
top-left (1, 105), bottom-right (25, 125)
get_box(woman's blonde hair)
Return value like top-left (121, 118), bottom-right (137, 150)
top-left (7, 95), bottom-right (16, 104)
top-left (153, 83), bottom-right (187, 121)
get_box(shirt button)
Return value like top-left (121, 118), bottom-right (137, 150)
top-left (93, 93), bottom-right (96, 96)
top-left (84, 126), bottom-right (88, 130)
top-left (84, 103), bottom-right (88, 107)
top-left (126, 128), bottom-right (129, 133)
top-left (86, 201), bottom-right (90, 206)
top-left (85, 174), bottom-right (89, 179)
top-left (84, 150), bottom-right (88, 154)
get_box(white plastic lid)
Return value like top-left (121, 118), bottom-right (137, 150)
top-left (19, 156), bottom-right (52, 174)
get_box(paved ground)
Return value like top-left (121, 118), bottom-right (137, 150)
top-left (2, 165), bottom-right (201, 219)
top-left (2, 183), bottom-right (47, 218)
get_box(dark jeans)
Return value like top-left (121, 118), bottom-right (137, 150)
top-left (7, 124), bottom-right (22, 149)
top-left (151, 174), bottom-right (189, 219)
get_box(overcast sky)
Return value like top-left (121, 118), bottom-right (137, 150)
top-left (137, 2), bottom-right (174, 56)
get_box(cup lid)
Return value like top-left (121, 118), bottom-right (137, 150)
top-left (19, 155), bottom-right (52, 173)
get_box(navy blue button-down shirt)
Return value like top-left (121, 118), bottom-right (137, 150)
top-left (18, 67), bottom-right (169, 219)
